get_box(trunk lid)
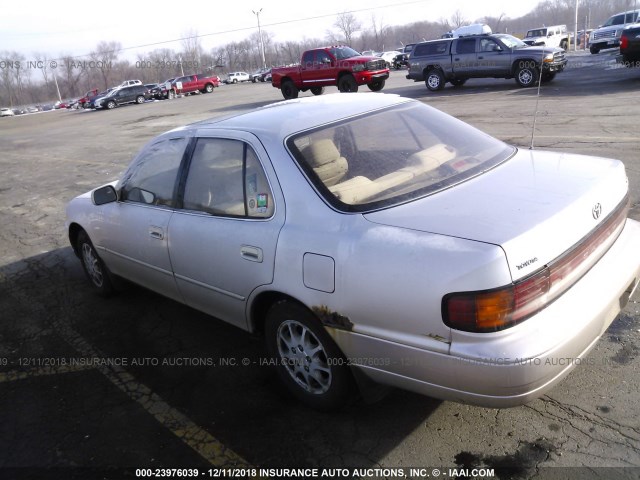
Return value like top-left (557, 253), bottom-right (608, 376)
top-left (364, 149), bottom-right (628, 281)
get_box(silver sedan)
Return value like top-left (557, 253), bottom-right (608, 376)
top-left (66, 93), bottom-right (640, 410)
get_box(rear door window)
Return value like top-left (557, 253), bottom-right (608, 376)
top-left (456, 38), bottom-right (477, 54)
top-left (182, 138), bottom-right (274, 218)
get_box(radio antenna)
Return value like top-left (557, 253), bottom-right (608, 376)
top-left (529, 50), bottom-right (546, 150)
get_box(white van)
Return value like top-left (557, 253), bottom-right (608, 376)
top-left (590, 9), bottom-right (640, 53)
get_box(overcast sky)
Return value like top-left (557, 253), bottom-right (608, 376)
top-left (2, 0), bottom-right (540, 60)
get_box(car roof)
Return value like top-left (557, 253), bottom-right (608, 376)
top-left (191, 93), bottom-right (413, 138)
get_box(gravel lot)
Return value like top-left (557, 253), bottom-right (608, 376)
top-left (1, 50), bottom-right (639, 479)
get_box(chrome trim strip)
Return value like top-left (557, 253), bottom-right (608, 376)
top-left (174, 273), bottom-right (245, 301)
top-left (102, 248), bottom-right (174, 277)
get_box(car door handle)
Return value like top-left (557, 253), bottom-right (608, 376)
top-left (478, 56), bottom-right (484, 59)
top-left (149, 226), bottom-right (164, 240)
top-left (240, 245), bottom-right (263, 263)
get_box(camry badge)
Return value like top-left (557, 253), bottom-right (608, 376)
top-left (592, 203), bottom-right (602, 220)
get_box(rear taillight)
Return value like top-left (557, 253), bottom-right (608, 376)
top-left (443, 196), bottom-right (629, 333)
top-left (621, 35), bottom-right (628, 50)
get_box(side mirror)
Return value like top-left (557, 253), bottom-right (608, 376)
top-left (92, 185), bottom-right (118, 205)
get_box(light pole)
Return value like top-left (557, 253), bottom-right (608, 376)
top-left (253, 8), bottom-right (267, 69)
top-left (574, 0), bottom-right (579, 51)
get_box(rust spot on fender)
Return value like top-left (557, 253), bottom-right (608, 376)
top-left (312, 305), bottom-right (354, 331)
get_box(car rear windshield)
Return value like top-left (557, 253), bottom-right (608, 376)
top-left (287, 101), bottom-right (515, 213)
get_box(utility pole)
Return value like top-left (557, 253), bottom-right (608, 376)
top-left (52, 71), bottom-right (62, 102)
top-left (574, 0), bottom-right (579, 51)
top-left (253, 8), bottom-right (267, 69)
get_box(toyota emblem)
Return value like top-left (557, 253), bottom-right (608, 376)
top-left (592, 203), bottom-right (602, 220)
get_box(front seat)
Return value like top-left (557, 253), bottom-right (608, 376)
top-left (301, 139), bottom-right (348, 186)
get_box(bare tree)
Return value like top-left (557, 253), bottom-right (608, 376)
top-left (483, 13), bottom-right (506, 33)
top-left (370, 14), bottom-right (390, 51)
top-left (333, 11), bottom-right (362, 45)
top-left (59, 54), bottom-right (87, 97)
top-left (181, 28), bottom-right (203, 71)
top-left (450, 10), bottom-right (468, 29)
top-left (90, 41), bottom-right (122, 90)
top-left (33, 52), bottom-right (52, 93)
top-left (145, 48), bottom-right (179, 82)
top-left (0, 51), bottom-right (19, 106)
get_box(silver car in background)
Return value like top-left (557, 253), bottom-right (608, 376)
top-left (66, 94), bottom-right (640, 410)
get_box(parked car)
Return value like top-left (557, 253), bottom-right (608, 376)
top-left (150, 78), bottom-right (175, 100)
top-left (225, 72), bottom-right (250, 83)
top-left (85, 91), bottom-right (110, 109)
top-left (77, 89), bottom-right (99, 108)
top-left (144, 83), bottom-right (159, 94)
top-left (617, 24), bottom-right (640, 66)
top-left (250, 68), bottom-right (270, 82)
top-left (1, 107), bottom-right (15, 117)
top-left (523, 25), bottom-right (569, 49)
top-left (392, 53), bottom-right (409, 69)
top-left (167, 74), bottom-right (220, 98)
top-left (589, 9), bottom-right (640, 53)
top-left (118, 79), bottom-right (143, 87)
top-left (66, 93), bottom-right (640, 410)
top-left (401, 43), bottom-right (416, 58)
top-left (93, 85), bottom-right (149, 110)
top-left (377, 51), bottom-right (400, 67)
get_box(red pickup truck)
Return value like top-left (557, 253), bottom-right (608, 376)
top-left (271, 46), bottom-right (390, 99)
top-left (77, 89), bottom-right (99, 108)
top-left (168, 73), bottom-right (220, 98)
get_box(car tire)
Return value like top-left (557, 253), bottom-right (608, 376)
top-left (337, 74), bottom-right (358, 93)
top-left (205, 83), bottom-right (214, 93)
top-left (106, 100), bottom-right (117, 109)
top-left (425, 68), bottom-right (445, 91)
top-left (281, 81), bottom-right (299, 100)
top-left (515, 64), bottom-right (539, 87)
top-left (265, 300), bottom-right (355, 410)
top-left (367, 79), bottom-right (385, 91)
top-left (233, 79), bottom-right (238, 83)
top-left (450, 78), bottom-right (467, 87)
top-left (77, 230), bottom-right (114, 297)
top-left (590, 45), bottom-right (600, 54)
top-left (136, 95), bottom-right (145, 104)
top-left (310, 86), bottom-right (324, 96)
top-left (560, 40), bottom-right (568, 50)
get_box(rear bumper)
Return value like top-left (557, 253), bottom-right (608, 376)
top-left (616, 54), bottom-right (640, 67)
top-left (330, 218), bottom-right (640, 408)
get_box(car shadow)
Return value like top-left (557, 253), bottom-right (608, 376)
top-left (0, 248), bottom-right (442, 469)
